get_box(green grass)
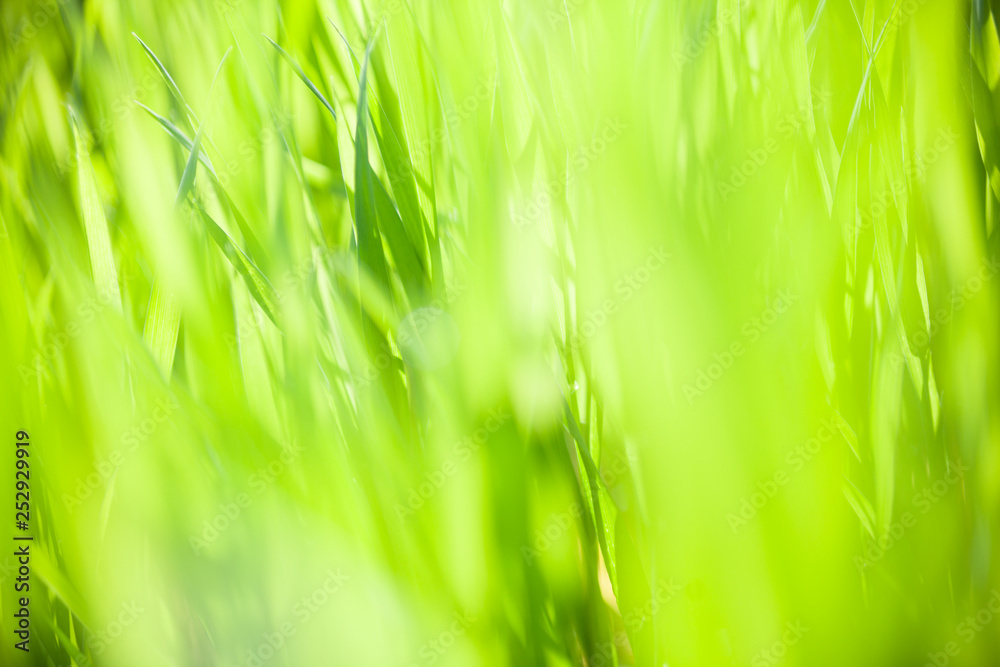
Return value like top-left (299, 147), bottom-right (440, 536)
top-left (1, 0), bottom-right (999, 665)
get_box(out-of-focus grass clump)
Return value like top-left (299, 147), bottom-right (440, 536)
top-left (1, 0), bottom-right (999, 665)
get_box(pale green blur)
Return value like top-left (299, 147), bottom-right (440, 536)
top-left (0, 0), bottom-right (998, 666)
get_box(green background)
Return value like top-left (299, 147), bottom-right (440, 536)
top-left (1, 0), bottom-right (999, 665)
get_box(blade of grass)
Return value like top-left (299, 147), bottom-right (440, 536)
top-left (194, 201), bottom-right (281, 325)
top-left (133, 32), bottom-right (199, 130)
top-left (136, 100), bottom-right (270, 264)
top-left (263, 34), bottom-right (338, 121)
top-left (69, 106), bottom-right (122, 313)
top-left (354, 32), bottom-right (396, 359)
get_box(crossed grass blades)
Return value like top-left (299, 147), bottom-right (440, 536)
top-left (1, 0), bottom-right (999, 666)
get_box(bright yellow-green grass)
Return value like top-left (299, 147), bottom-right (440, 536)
top-left (1, 0), bottom-right (999, 665)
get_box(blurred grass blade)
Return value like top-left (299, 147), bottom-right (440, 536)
top-left (842, 477), bottom-right (877, 541)
top-left (69, 106), bottom-right (122, 312)
top-left (354, 34), bottom-right (396, 358)
top-left (142, 276), bottom-right (182, 376)
top-left (194, 202), bottom-right (281, 325)
top-left (869, 150), bottom-right (923, 397)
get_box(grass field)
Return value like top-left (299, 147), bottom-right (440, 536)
top-left (1, 0), bottom-right (1000, 665)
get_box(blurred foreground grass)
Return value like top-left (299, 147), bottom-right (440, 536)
top-left (1, 0), bottom-right (1000, 665)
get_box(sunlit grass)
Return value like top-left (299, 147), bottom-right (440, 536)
top-left (1, 0), bottom-right (999, 666)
